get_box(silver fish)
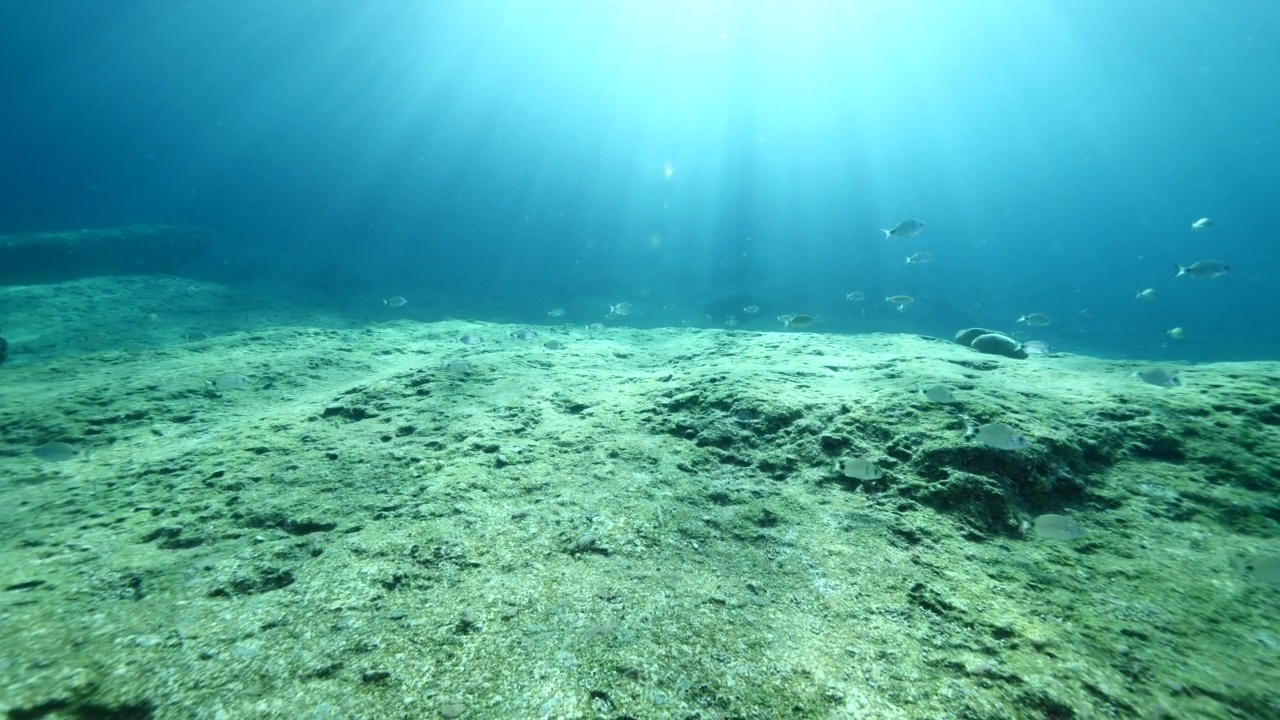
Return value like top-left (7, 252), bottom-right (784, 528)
top-left (1017, 313), bottom-right (1051, 327)
top-left (608, 302), bottom-right (635, 317)
top-left (1135, 368), bottom-right (1180, 387)
top-left (841, 458), bottom-right (883, 481)
top-left (921, 384), bottom-right (955, 403)
top-left (1174, 260), bottom-right (1229, 279)
top-left (383, 296), bottom-right (408, 307)
top-left (33, 441), bottom-right (78, 462)
top-left (208, 373), bottom-right (248, 391)
top-left (975, 423), bottom-right (1030, 450)
top-left (1191, 217), bottom-right (1212, 231)
top-left (905, 252), bottom-right (935, 265)
top-left (882, 219), bottom-right (925, 240)
top-left (1033, 514), bottom-right (1086, 541)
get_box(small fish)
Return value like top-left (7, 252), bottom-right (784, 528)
top-left (1135, 288), bottom-right (1157, 300)
top-left (1135, 368), bottom-right (1180, 387)
top-left (779, 314), bottom-right (814, 328)
top-left (921, 384), bottom-right (955, 403)
top-left (383, 296), bottom-right (408, 307)
top-left (742, 305), bottom-right (760, 314)
top-left (508, 328), bottom-right (539, 340)
top-left (905, 252), bottom-right (935, 265)
top-left (841, 458), bottom-right (883, 481)
top-left (33, 441), bottom-right (78, 462)
top-left (459, 333), bottom-right (484, 346)
top-left (608, 302), bottom-right (635, 317)
top-left (1021, 340), bottom-right (1051, 355)
top-left (1017, 313), bottom-right (1051, 327)
top-left (1033, 514), bottom-right (1086, 541)
top-left (1167, 327), bottom-right (1186, 339)
top-left (586, 323), bottom-right (605, 332)
top-left (882, 219), bottom-right (925, 240)
top-left (442, 358), bottom-right (473, 374)
top-left (543, 340), bottom-right (565, 350)
top-left (845, 291), bottom-right (865, 302)
top-left (1191, 217), bottom-right (1213, 231)
top-left (207, 373), bottom-right (248, 391)
top-left (724, 315), bottom-right (739, 327)
top-left (885, 295), bottom-right (914, 312)
top-left (547, 308), bottom-right (566, 318)
top-left (975, 423), bottom-right (1030, 450)
top-left (1175, 260), bottom-right (1229, 279)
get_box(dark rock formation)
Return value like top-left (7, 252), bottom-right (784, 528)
top-left (0, 225), bottom-right (216, 285)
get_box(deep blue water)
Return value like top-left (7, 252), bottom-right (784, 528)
top-left (3, 0), bottom-right (1279, 360)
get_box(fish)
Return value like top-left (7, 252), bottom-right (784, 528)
top-left (1175, 260), bottom-right (1229, 279)
top-left (1167, 327), bottom-right (1186, 339)
top-left (885, 295), bottom-right (914, 312)
top-left (778, 314), bottom-right (814, 328)
top-left (543, 340), bottom-right (565, 350)
top-left (33, 441), bottom-right (78, 462)
top-left (207, 373), bottom-right (248, 391)
top-left (508, 328), bottom-right (539, 340)
top-left (905, 252), bottom-right (935, 265)
top-left (742, 305), bottom-right (760, 314)
top-left (1017, 313), bottom-right (1051, 327)
top-left (1033, 514), bottom-right (1086, 541)
top-left (841, 458), bottom-right (883, 481)
top-left (383, 296), bottom-right (408, 307)
top-left (975, 423), bottom-right (1030, 450)
top-left (1191, 217), bottom-right (1213, 231)
top-left (921, 384), bottom-right (955, 403)
top-left (459, 333), bottom-right (484, 345)
top-left (1021, 340), bottom-right (1050, 355)
top-left (547, 308), bottom-right (566, 318)
top-left (845, 291), bottom-right (865, 302)
top-left (882, 219), bottom-right (925, 240)
top-left (1135, 368), bottom-right (1180, 387)
top-left (608, 302), bottom-right (635, 317)
top-left (1135, 288), bottom-right (1157, 300)
top-left (442, 358), bottom-right (473, 374)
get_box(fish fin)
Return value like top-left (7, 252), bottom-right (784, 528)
top-left (881, 229), bottom-right (892, 239)
top-left (905, 256), bottom-right (911, 264)
top-left (1174, 263), bottom-right (1185, 277)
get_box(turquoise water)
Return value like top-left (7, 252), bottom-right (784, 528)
top-left (2, 1), bottom-right (1277, 356)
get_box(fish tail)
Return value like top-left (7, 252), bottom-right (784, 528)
top-left (1174, 263), bottom-right (1185, 277)
top-left (881, 229), bottom-right (892, 239)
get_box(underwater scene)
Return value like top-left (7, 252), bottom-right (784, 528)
top-left (1, 2), bottom-right (1278, 719)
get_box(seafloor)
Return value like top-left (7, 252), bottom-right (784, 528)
top-left (1, 276), bottom-right (1278, 720)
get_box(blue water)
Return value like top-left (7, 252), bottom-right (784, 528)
top-left (3, 0), bottom-right (1278, 360)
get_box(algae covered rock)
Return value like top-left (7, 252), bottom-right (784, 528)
top-left (970, 332), bottom-right (1028, 359)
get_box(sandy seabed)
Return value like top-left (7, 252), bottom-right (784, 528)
top-left (1, 276), bottom-right (1278, 720)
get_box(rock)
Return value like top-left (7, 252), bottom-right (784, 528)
top-left (954, 327), bottom-right (998, 346)
top-left (970, 332), bottom-right (1028, 359)
top-left (0, 225), bottom-right (216, 285)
